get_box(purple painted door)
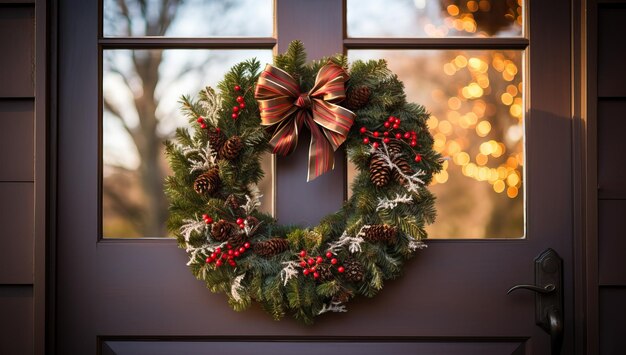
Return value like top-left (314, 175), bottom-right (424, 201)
top-left (55, 0), bottom-right (575, 354)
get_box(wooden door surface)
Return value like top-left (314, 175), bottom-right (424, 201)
top-left (55, 0), bottom-right (575, 354)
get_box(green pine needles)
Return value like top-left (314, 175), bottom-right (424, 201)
top-left (165, 41), bottom-right (442, 324)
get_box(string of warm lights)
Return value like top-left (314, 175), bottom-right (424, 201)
top-left (428, 48), bottom-right (523, 199)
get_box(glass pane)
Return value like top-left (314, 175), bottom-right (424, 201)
top-left (103, 49), bottom-right (274, 238)
top-left (347, 0), bottom-right (523, 38)
top-left (348, 49), bottom-right (524, 238)
top-left (103, 0), bottom-right (273, 37)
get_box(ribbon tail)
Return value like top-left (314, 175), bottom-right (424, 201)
top-left (304, 115), bottom-right (335, 182)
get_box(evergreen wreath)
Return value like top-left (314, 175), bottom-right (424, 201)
top-left (165, 41), bottom-right (442, 324)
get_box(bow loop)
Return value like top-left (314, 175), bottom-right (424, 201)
top-left (255, 63), bottom-right (355, 181)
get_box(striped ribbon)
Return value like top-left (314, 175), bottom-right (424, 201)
top-left (254, 63), bottom-right (355, 181)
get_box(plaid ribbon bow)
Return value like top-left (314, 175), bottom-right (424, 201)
top-left (254, 62), bottom-right (355, 181)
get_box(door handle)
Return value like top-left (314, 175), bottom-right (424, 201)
top-left (507, 248), bottom-right (564, 355)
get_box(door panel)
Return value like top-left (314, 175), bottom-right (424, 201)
top-left (101, 339), bottom-right (526, 355)
top-left (56, 0), bottom-right (574, 353)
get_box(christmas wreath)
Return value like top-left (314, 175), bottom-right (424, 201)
top-left (165, 41), bottom-right (442, 324)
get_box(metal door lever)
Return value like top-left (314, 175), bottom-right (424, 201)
top-left (507, 248), bottom-right (563, 355)
top-left (507, 284), bottom-right (555, 294)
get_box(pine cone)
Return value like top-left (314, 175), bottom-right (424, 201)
top-left (345, 86), bottom-right (371, 110)
top-left (193, 168), bottom-right (220, 196)
top-left (208, 128), bottom-right (225, 153)
top-left (369, 155), bottom-right (391, 187)
top-left (211, 219), bottom-right (233, 242)
top-left (386, 141), bottom-right (414, 184)
top-left (220, 135), bottom-right (243, 160)
top-left (225, 194), bottom-right (243, 213)
top-left (332, 290), bottom-right (353, 304)
top-left (228, 231), bottom-right (247, 246)
top-left (386, 140), bottom-right (403, 156)
top-left (317, 263), bottom-right (334, 282)
top-left (342, 258), bottom-right (365, 283)
top-left (363, 224), bottom-right (398, 245)
top-left (253, 238), bottom-right (290, 257)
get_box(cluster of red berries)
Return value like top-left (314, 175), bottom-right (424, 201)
top-left (232, 85), bottom-right (246, 120)
top-left (196, 116), bottom-right (214, 130)
top-left (205, 242), bottom-right (252, 268)
top-left (359, 116), bottom-right (423, 162)
top-left (202, 214), bottom-right (214, 224)
top-left (297, 250), bottom-right (345, 280)
top-left (235, 217), bottom-right (246, 229)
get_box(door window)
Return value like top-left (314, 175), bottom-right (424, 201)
top-left (347, 0), bottom-right (526, 239)
top-left (101, 0), bottom-right (275, 238)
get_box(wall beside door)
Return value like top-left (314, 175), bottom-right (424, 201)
top-left (0, 1), bottom-right (47, 354)
top-left (593, 2), bottom-right (626, 354)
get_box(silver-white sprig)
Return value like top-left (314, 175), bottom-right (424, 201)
top-left (230, 273), bottom-right (246, 302)
top-left (317, 301), bottom-right (347, 315)
top-left (280, 261), bottom-right (300, 286)
top-left (328, 230), bottom-right (365, 254)
top-left (376, 193), bottom-right (413, 211)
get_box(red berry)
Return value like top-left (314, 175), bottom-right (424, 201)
top-left (363, 137), bottom-right (370, 144)
top-left (383, 131), bottom-right (389, 137)
top-left (239, 247), bottom-right (246, 253)
top-left (202, 214), bottom-right (209, 220)
top-left (384, 122), bottom-right (390, 128)
top-left (313, 272), bottom-right (320, 279)
top-left (303, 269), bottom-right (310, 275)
top-left (372, 142), bottom-right (379, 149)
top-left (308, 258), bottom-right (315, 266)
top-left (316, 256), bottom-right (323, 264)
top-left (410, 140), bottom-right (417, 147)
top-left (326, 252), bottom-right (333, 258)
top-left (415, 154), bottom-right (422, 162)
top-left (233, 106), bottom-right (239, 113)
top-left (197, 117), bottom-right (204, 123)
top-left (215, 247), bottom-right (221, 253)
top-left (234, 85), bottom-right (241, 91)
top-left (383, 138), bottom-right (390, 144)
top-left (234, 251), bottom-right (240, 257)
top-left (239, 103), bottom-right (245, 109)
top-left (309, 266), bottom-right (316, 272)
top-left (411, 130), bottom-right (417, 136)
top-left (299, 250), bottom-right (307, 257)
top-left (222, 253), bottom-right (229, 259)
top-left (228, 250), bottom-right (234, 256)
top-left (236, 218), bottom-right (244, 224)
top-left (216, 260), bottom-right (223, 267)
top-left (232, 113), bottom-right (238, 119)
top-left (395, 118), bottom-right (401, 124)
top-left (200, 123), bottom-right (207, 129)
top-left (373, 131), bottom-right (380, 137)
top-left (337, 266), bottom-right (345, 273)
top-left (244, 242), bottom-right (251, 249)
top-left (239, 223), bottom-right (245, 229)
top-left (300, 261), bottom-right (307, 268)
top-left (215, 127), bottom-right (221, 132)
top-left (395, 133), bottom-right (402, 139)
top-left (331, 258), bottom-right (338, 265)
top-left (210, 252), bottom-right (217, 259)
top-left (393, 123), bottom-right (399, 129)
top-left (227, 244), bottom-right (232, 249)
top-left (206, 257), bottom-right (212, 263)
top-left (388, 116), bottom-right (395, 122)
top-left (359, 126), bottom-right (367, 134)
top-left (404, 132), bottom-right (411, 139)
top-left (205, 217), bottom-right (213, 224)
top-left (236, 96), bottom-right (244, 103)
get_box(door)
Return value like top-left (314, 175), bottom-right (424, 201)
top-left (56, 0), bottom-right (574, 354)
